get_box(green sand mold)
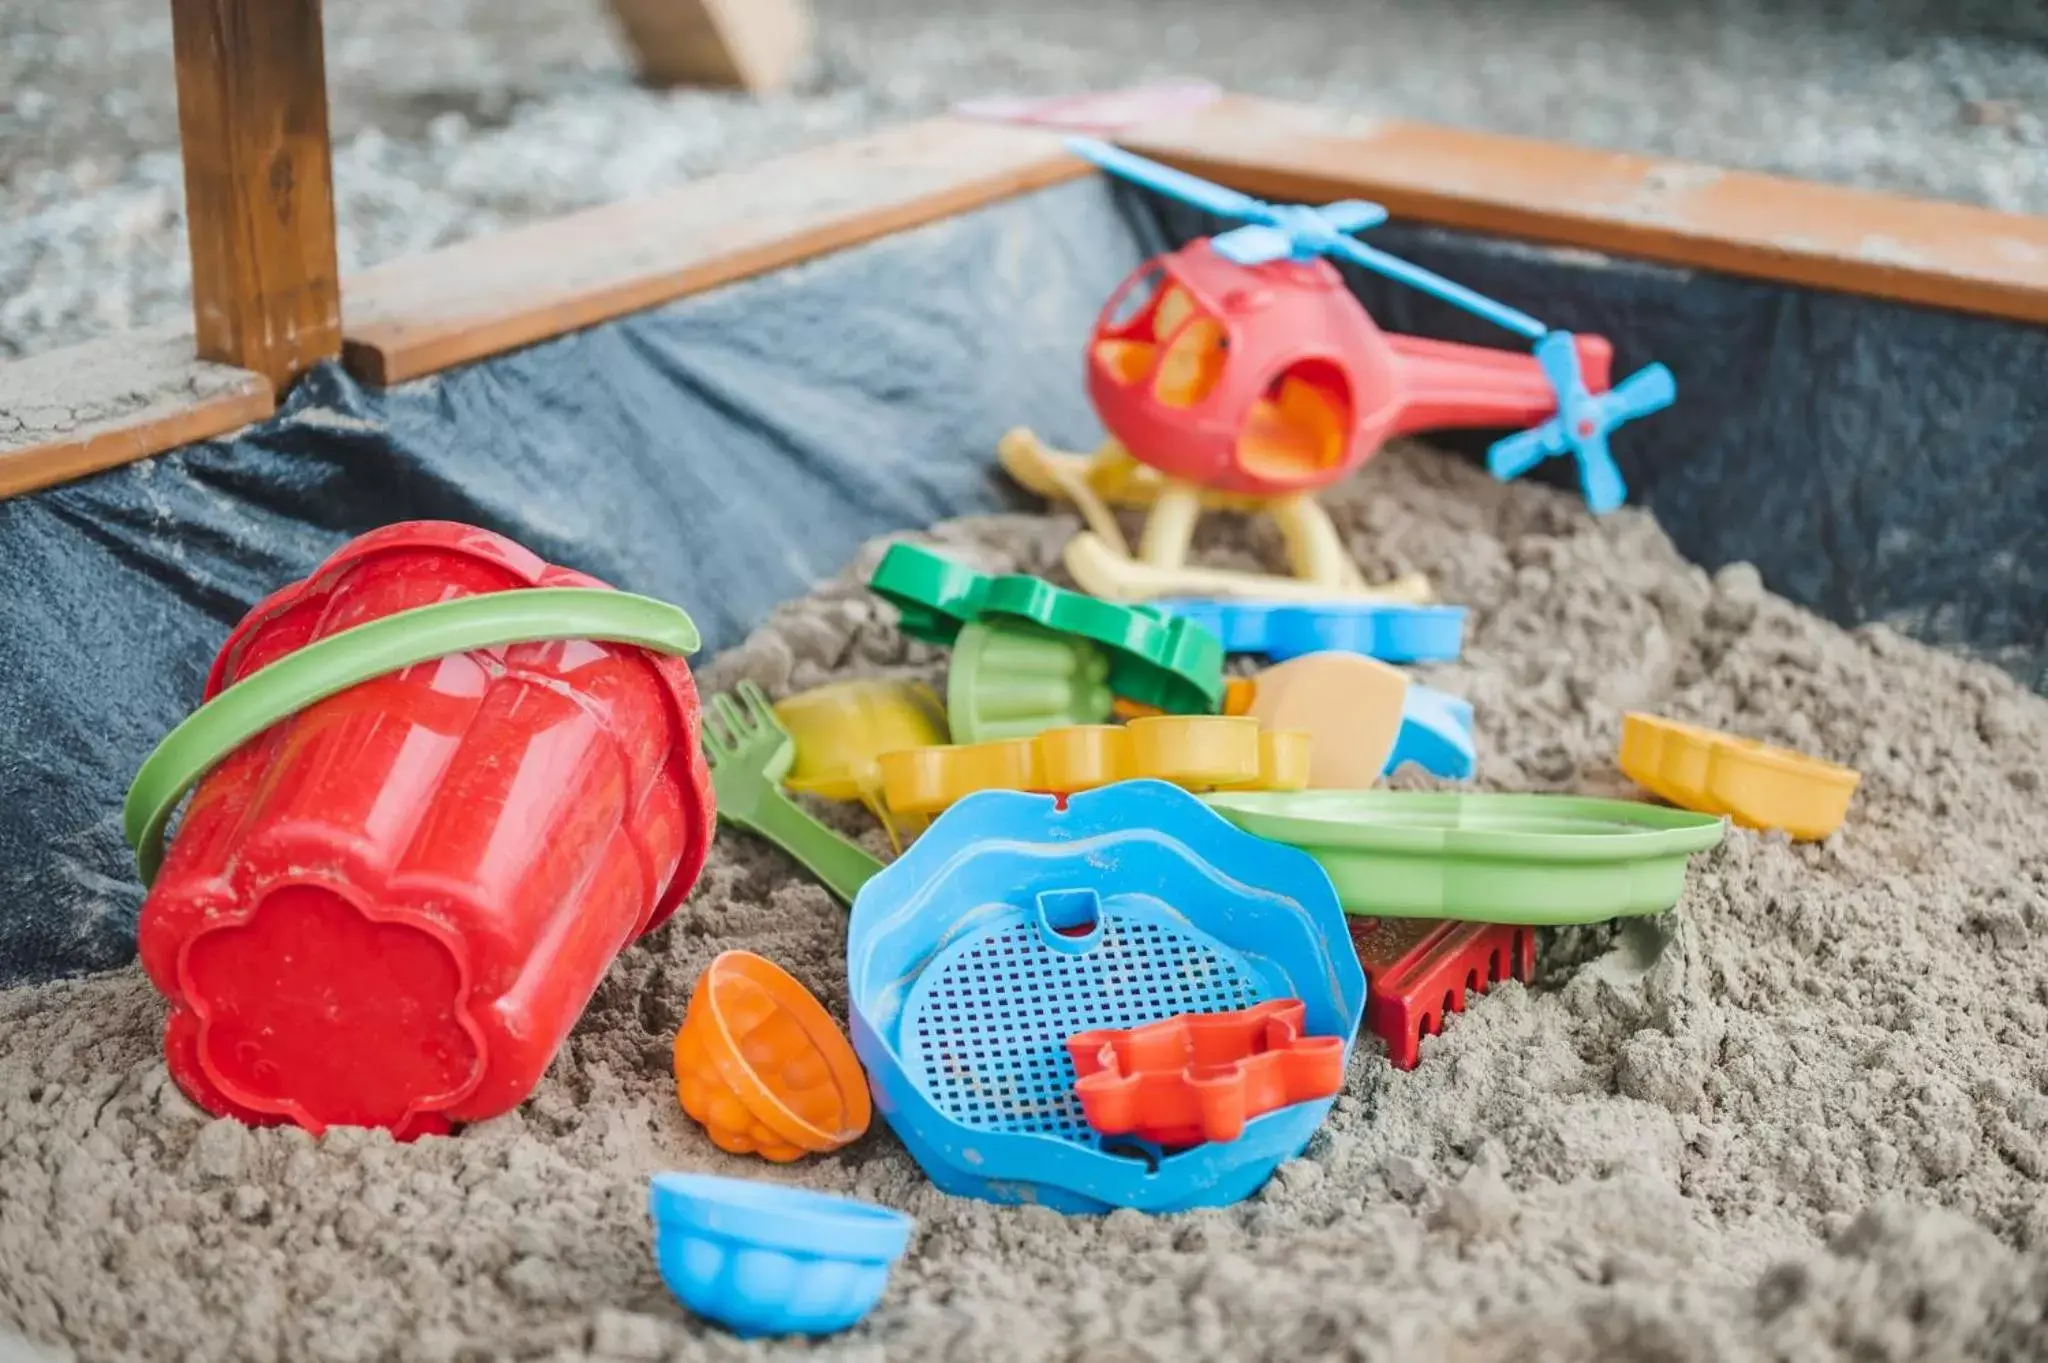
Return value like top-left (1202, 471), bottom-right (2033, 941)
top-left (868, 543), bottom-right (1224, 715)
top-left (947, 618), bottom-right (1114, 744)
top-left (1203, 791), bottom-right (1727, 926)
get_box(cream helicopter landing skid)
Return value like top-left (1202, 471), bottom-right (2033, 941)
top-left (999, 429), bottom-right (1431, 605)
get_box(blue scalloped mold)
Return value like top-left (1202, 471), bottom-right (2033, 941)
top-left (1151, 599), bottom-right (1465, 665)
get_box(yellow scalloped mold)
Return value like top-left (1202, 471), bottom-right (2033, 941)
top-left (1619, 713), bottom-right (1860, 841)
top-left (878, 716), bottom-right (1310, 817)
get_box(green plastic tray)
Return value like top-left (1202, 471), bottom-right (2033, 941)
top-left (1202, 791), bottom-right (1726, 926)
top-left (868, 543), bottom-right (989, 645)
top-left (867, 543), bottom-right (1223, 715)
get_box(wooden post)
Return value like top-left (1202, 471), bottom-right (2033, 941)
top-left (606, 0), bottom-right (814, 94)
top-left (171, 0), bottom-right (342, 392)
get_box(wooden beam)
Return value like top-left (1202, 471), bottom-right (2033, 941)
top-left (0, 327), bottom-right (275, 500)
top-left (171, 0), bottom-right (343, 391)
top-left (1116, 96), bottom-right (2048, 327)
top-left (606, 0), bottom-right (813, 94)
top-left (342, 117), bottom-right (1083, 386)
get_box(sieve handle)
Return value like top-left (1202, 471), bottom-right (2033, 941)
top-left (1033, 888), bottom-right (1106, 953)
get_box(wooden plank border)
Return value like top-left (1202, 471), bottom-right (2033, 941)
top-left (1114, 96), bottom-right (2048, 327)
top-left (0, 327), bottom-right (275, 500)
top-left (340, 117), bottom-right (1086, 385)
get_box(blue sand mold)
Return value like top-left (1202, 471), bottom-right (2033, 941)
top-left (1153, 598), bottom-right (1465, 664)
top-left (1386, 684), bottom-right (1476, 780)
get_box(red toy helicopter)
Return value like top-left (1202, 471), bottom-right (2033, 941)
top-left (1001, 138), bottom-right (1676, 602)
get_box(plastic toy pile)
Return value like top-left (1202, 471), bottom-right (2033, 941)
top-left (114, 143), bottom-right (1870, 1342)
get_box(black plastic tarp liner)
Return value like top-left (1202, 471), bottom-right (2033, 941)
top-left (0, 179), bottom-right (1136, 986)
top-left (2, 174), bottom-right (2043, 986)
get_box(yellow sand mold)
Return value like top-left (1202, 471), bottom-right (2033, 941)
top-left (879, 715), bottom-right (1310, 816)
top-left (1619, 713), bottom-right (1860, 841)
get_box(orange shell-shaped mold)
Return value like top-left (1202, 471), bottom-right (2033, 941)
top-left (673, 951), bottom-right (871, 1162)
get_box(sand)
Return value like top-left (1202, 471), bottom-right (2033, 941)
top-left (4, 445), bottom-right (2047, 1363)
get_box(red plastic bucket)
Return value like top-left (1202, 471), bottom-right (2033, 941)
top-left (132, 523), bottom-right (715, 1139)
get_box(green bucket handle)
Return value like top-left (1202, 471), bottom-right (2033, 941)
top-left (124, 588), bottom-right (703, 887)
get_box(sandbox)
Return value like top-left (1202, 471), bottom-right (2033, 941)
top-left (2, 92), bottom-right (2046, 1363)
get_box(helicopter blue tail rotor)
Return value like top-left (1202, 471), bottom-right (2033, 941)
top-left (1487, 338), bottom-right (1677, 515)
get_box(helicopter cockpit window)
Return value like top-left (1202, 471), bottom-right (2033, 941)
top-left (1150, 299), bottom-right (1227, 410)
top-left (1093, 265), bottom-right (1230, 408)
top-left (1103, 265), bottom-right (1165, 331)
top-left (1236, 359), bottom-right (1352, 482)
top-left (1092, 265), bottom-right (1169, 387)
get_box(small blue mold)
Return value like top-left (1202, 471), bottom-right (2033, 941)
top-left (1149, 598), bottom-right (1275, 654)
top-left (1384, 684), bottom-right (1476, 781)
top-left (649, 1173), bottom-right (914, 1338)
top-left (1265, 604), bottom-right (1466, 664)
top-left (1149, 598), bottom-right (1280, 655)
top-left (1150, 599), bottom-right (1465, 664)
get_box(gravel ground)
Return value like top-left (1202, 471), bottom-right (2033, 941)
top-left (3, 0), bottom-right (2046, 360)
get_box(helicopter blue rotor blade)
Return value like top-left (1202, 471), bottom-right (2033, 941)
top-left (1211, 224), bottom-right (1294, 265)
top-left (1486, 422), bottom-right (1563, 482)
top-left (1316, 199), bottom-right (1389, 233)
top-left (1533, 330), bottom-right (1585, 396)
top-left (1063, 136), bottom-right (1276, 224)
top-left (1325, 235), bottom-right (1548, 342)
top-left (1604, 363), bottom-right (1677, 420)
top-left (1576, 427), bottom-right (1628, 515)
